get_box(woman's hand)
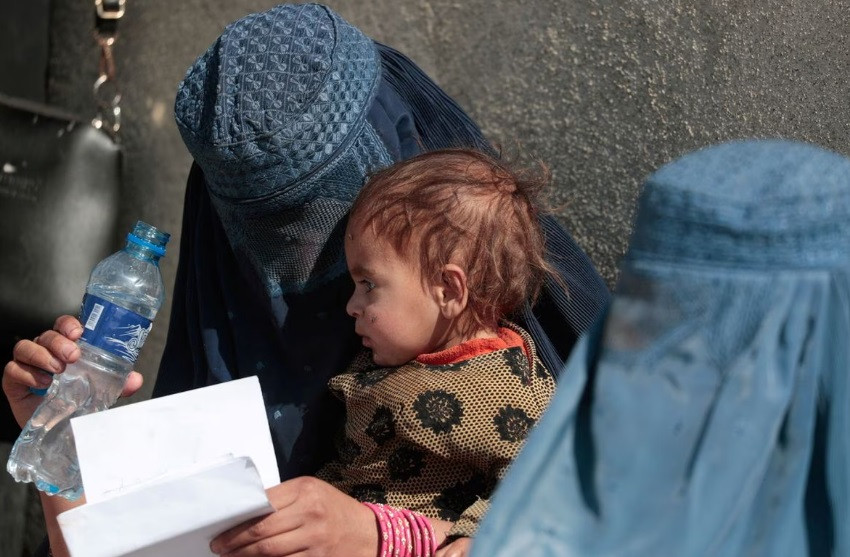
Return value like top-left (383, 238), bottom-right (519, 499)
top-left (210, 476), bottom-right (379, 557)
top-left (1, 315), bottom-right (143, 428)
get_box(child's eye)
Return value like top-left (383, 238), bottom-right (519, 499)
top-left (360, 279), bottom-right (376, 292)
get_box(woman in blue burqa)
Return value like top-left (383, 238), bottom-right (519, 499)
top-left (471, 139), bottom-right (850, 557)
top-left (3, 4), bottom-right (608, 556)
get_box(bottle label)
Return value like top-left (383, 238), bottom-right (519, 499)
top-left (79, 294), bottom-right (152, 363)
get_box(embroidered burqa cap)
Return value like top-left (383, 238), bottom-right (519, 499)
top-left (175, 3), bottom-right (391, 296)
top-left (473, 140), bottom-right (850, 556)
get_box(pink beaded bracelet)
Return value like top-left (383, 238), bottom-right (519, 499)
top-left (363, 502), bottom-right (437, 557)
top-left (364, 502), bottom-right (389, 557)
top-left (414, 511), bottom-right (437, 555)
top-left (406, 510), bottom-right (423, 557)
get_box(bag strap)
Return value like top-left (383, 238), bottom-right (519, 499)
top-left (93, 0), bottom-right (125, 139)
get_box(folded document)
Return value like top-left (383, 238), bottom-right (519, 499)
top-left (57, 376), bottom-right (279, 557)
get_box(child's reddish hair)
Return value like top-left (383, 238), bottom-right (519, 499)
top-left (348, 148), bottom-right (558, 333)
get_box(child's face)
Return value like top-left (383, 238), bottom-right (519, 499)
top-left (344, 223), bottom-right (444, 366)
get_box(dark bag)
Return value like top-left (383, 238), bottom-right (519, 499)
top-left (0, 92), bottom-right (121, 335)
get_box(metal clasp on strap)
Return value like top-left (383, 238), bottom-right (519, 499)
top-left (92, 0), bottom-right (124, 138)
top-left (92, 36), bottom-right (122, 137)
top-left (95, 0), bottom-right (125, 20)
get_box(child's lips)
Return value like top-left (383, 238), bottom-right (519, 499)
top-left (355, 331), bottom-right (371, 348)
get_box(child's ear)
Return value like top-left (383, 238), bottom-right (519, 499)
top-left (437, 264), bottom-right (469, 319)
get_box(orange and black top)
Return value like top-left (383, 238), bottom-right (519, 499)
top-left (316, 322), bottom-right (555, 538)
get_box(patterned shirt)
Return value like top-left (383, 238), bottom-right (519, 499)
top-left (316, 322), bottom-right (555, 538)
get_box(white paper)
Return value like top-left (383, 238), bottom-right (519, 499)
top-left (58, 456), bottom-right (274, 557)
top-left (57, 376), bottom-right (281, 557)
top-left (72, 376), bottom-right (279, 502)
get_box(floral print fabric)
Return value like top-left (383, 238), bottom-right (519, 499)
top-left (317, 322), bottom-right (554, 537)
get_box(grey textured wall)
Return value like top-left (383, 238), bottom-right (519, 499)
top-left (46, 0), bottom-right (850, 399)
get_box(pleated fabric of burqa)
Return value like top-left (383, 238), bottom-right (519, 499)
top-left (473, 139), bottom-right (850, 557)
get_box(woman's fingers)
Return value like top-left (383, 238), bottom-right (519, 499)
top-left (2, 357), bottom-right (54, 392)
top-left (211, 508), bottom-right (303, 555)
top-left (2, 314), bottom-right (139, 430)
top-left (53, 315), bottom-right (84, 341)
top-left (218, 534), bottom-right (310, 557)
top-left (49, 316), bottom-right (142, 399)
top-left (211, 477), bottom-right (378, 556)
top-left (3, 316), bottom-right (84, 398)
top-left (2, 352), bottom-right (55, 428)
top-left (35, 329), bottom-right (81, 365)
top-left (212, 481), bottom-right (303, 554)
top-left (121, 371), bottom-right (144, 398)
top-left (13, 337), bottom-right (65, 374)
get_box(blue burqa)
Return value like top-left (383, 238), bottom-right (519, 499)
top-left (473, 140), bottom-right (850, 556)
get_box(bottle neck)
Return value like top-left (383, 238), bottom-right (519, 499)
top-left (124, 241), bottom-right (162, 264)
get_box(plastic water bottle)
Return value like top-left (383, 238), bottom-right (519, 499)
top-left (7, 221), bottom-right (169, 500)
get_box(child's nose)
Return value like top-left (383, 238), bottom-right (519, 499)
top-left (346, 294), bottom-right (360, 318)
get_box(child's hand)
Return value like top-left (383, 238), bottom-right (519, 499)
top-left (436, 536), bottom-right (472, 557)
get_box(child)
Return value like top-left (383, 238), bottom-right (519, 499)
top-left (316, 148), bottom-right (559, 556)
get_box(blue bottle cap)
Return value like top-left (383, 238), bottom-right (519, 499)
top-left (127, 221), bottom-right (170, 257)
top-left (127, 233), bottom-right (167, 257)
